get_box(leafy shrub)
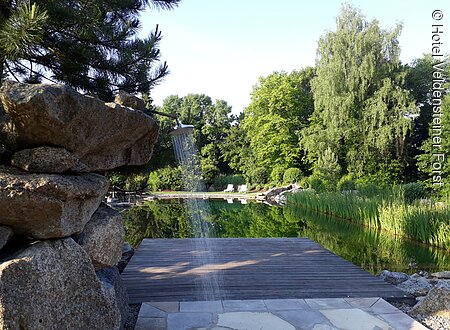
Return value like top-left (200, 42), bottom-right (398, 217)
top-left (108, 172), bottom-right (126, 189)
top-left (356, 182), bottom-right (382, 197)
top-left (309, 175), bottom-right (326, 192)
top-left (337, 175), bottom-right (356, 192)
top-left (247, 167), bottom-right (268, 185)
top-left (313, 148), bottom-right (341, 184)
top-left (147, 166), bottom-right (182, 191)
top-left (124, 174), bottom-right (148, 191)
top-left (270, 165), bottom-right (287, 185)
top-left (213, 175), bottom-right (246, 191)
top-left (201, 163), bottom-right (220, 188)
top-left (403, 182), bottom-right (427, 203)
top-left (299, 176), bottom-right (310, 189)
top-left (283, 167), bottom-right (303, 185)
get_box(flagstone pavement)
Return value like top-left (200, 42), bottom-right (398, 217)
top-left (134, 297), bottom-right (428, 330)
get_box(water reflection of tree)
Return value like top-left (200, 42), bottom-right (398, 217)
top-left (124, 200), bottom-right (188, 248)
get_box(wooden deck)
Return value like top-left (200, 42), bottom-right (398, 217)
top-left (122, 238), bottom-right (413, 304)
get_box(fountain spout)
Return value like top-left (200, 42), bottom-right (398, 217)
top-left (169, 121), bottom-right (194, 137)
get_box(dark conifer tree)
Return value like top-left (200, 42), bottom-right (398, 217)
top-left (0, 0), bottom-right (180, 100)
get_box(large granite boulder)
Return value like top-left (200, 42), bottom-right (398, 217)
top-left (97, 267), bottom-right (129, 330)
top-left (11, 146), bottom-right (88, 173)
top-left (77, 203), bottom-right (125, 270)
top-left (410, 280), bottom-right (450, 317)
top-left (0, 82), bottom-right (159, 171)
top-left (0, 166), bottom-right (108, 239)
top-left (0, 238), bottom-right (121, 330)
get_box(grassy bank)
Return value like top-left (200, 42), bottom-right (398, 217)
top-left (287, 190), bottom-right (450, 250)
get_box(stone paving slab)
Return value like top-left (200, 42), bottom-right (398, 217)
top-left (135, 298), bottom-right (429, 330)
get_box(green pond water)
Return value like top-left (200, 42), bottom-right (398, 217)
top-left (123, 198), bottom-right (450, 275)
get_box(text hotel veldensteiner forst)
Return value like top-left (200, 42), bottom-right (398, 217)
top-left (431, 9), bottom-right (446, 187)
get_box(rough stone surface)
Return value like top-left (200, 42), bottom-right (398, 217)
top-left (379, 270), bottom-right (410, 285)
top-left (97, 267), bottom-right (129, 330)
top-left (431, 271), bottom-right (450, 279)
top-left (77, 203), bottom-right (125, 270)
top-left (0, 108), bottom-right (15, 164)
top-left (397, 275), bottom-right (433, 297)
top-left (114, 91), bottom-right (146, 110)
top-left (0, 238), bottom-right (121, 330)
top-left (118, 242), bottom-right (135, 273)
top-left (264, 185), bottom-right (293, 199)
top-left (0, 226), bottom-right (13, 251)
top-left (410, 280), bottom-right (450, 318)
top-left (11, 146), bottom-right (88, 173)
top-left (0, 166), bottom-right (109, 239)
top-left (274, 188), bottom-right (302, 205)
top-left (0, 82), bottom-right (159, 171)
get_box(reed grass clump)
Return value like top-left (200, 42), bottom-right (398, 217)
top-left (287, 188), bottom-right (450, 249)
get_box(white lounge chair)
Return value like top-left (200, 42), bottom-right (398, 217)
top-left (224, 184), bottom-right (234, 192)
top-left (238, 184), bottom-right (247, 193)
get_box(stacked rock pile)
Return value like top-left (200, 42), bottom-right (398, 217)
top-left (379, 270), bottom-right (450, 329)
top-left (0, 82), bottom-right (159, 329)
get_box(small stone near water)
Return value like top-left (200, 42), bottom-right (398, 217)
top-left (118, 242), bottom-right (135, 273)
top-left (11, 146), bottom-right (89, 173)
top-left (378, 270), bottom-right (410, 285)
top-left (397, 274), bottom-right (433, 297)
top-left (0, 226), bottom-right (13, 251)
top-left (76, 203), bottom-right (125, 270)
top-left (264, 185), bottom-right (293, 199)
top-left (431, 271), bottom-right (450, 279)
top-left (123, 242), bottom-right (133, 255)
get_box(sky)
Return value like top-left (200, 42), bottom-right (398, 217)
top-left (141, 0), bottom-right (449, 114)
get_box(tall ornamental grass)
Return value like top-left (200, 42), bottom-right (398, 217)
top-left (288, 190), bottom-right (450, 250)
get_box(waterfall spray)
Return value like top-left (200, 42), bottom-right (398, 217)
top-left (169, 122), bottom-right (222, 300)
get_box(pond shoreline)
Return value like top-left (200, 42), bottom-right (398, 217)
top-left (147, 192), bottom-right (259, 200)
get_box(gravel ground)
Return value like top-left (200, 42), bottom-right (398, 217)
top-left (391, 302), bottom-right (450, 330)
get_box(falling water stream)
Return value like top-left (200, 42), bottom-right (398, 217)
top-left (170, 124), bottom-right (222, 300)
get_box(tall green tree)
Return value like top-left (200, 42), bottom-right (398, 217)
top-left (301, 4), bottom-right (416, 182)
top-left (0, 0), bottom-right (180, 100)
top-left (242, 68), bottom-right (315, 178)
top-left (220, 112), bottom-right (256, 178)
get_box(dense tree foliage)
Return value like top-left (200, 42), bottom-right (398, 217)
top-left (151, 94), bottom-right (235, 187)
top-left (301, 5), bottom-right (415, 182)
top-left (110, 4), bottom-right (448, 196)
top-left (242, 69), bottom-right (314, 177)
top-left (0, 0), bottom-right (180, 100)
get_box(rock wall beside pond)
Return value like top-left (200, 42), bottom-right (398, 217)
top-left (379, 270), bottom-right (450, 329)
top-left (0, 83), bottom-right (159, 330)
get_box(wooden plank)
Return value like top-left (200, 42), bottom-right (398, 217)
top-left (122, 238), bottom-right (413, 304)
